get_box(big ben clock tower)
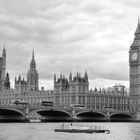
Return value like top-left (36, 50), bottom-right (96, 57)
top-left (129, 20), bottom-right (140, 114)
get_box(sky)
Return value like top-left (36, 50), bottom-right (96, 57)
top-left (0, 0), bottom-right (139, 90)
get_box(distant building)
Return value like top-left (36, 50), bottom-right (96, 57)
top-left (53, 72), bottom-right (129, 111)
top-left (15, 76), bottom-right (28, 94)
top-left (87, 87), bottom-right (129, 111)
top-left (107, 84), bottom-right (127, 96)
top-left (0, 47), bottom-right (130, 112)
top-left (53, 72), bottom-right (89, 107)
top-left (2, 18), bottom-right (140, 116)
top-left (0, 49), bottom-right (52, 106)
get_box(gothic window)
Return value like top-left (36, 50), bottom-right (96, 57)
top-left (62, 97), bottom-right (64, 103)
top-left (83, 87), bottom-right (85, 92)
top-left (72, 96), bottom-right (76, 104)
top-left (79, 87), bottom-right (81, 92)
top-left (96, 96), bottom-right (99, 103)
top-left (73, 87), bottom-right (75, 92)
top-left (101, 97), bottom-right (104, 103)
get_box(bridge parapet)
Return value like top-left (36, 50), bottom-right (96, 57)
top-left (0, 104), bottom-right (27, 110)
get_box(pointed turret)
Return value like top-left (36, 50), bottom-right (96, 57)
top-left (84, 71), bottom-right (88, 82)
top-left (77, 72), bottom-right (79, 77)
top-left (2, 45), bottom-right (6, 59)
top-left (6, 72), bottom-right (9, 77)
top-left (18, 75), bottom-right (21, 82)
top-left (32, 49), bottom-right (34, 58)
top-left (27, 50), bottom-right (39, 91)
top-left (60, 73), bottom-right (62, 80)
top-left (63, 75), bottom-right (65, 81)
top-left (94, 87), bottom-right (97, 93)
top-left (1, 46), bottom-right (6, 90)
top-left (4, 72), bottom-right (10, 89)
top-left (69, 72), bottom-right (72, 82)
top-left (30, 49), bottom-right (36, 70)
top-left (15, 76), bottom-right (17, 82)
top-left (99, 88), bottom-right (102, 93)
top-left (131, 19), bottom-right (140, 47)
top-left (54, 74), bottom-right (56, 83)
top-left (135, 19), bottom-right (140, 35)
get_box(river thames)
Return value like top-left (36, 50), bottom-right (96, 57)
top-left (0, 123), bottom-right (140, 140)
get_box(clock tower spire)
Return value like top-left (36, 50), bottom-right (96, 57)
top-left (129, 20), bottom-right (140, 113)
top-left (27, 50), bottom-right (39, 91)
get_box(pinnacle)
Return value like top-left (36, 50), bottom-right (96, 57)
top-left (3, 44), bottom-right (6, 51)
top-left (32, 49), bottom-right (34, 58)
top-left (135, 18), bottom-right (140, 34)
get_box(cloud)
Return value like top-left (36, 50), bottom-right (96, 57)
top-left (0, 0), bottom-right (137, 89)
top-left (120, 0), bottom-right (140, 8)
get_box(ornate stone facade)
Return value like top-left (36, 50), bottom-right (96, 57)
top-left (0, 47), bottom-right (11, 90)
top-left (0, 20), bottom-right (137, 115)
top-left (87, 86), bottom-right (129, 111)
top-left (0, 89), bottom-right (53, 106)
top-left (53, 72), bottom-right (129, 111)
top-left (0, 49), bottom-right (52, 106)
top-left (53, 72), bottom-right (89, 107)
top-left (0, 47), bottom-right (6, 90)
top-left (129, 21), bottom-right (140, 118)
top-left (15, 76), bottom-right (28, 94)
top-left (0, 47), bottom-right (130, 112)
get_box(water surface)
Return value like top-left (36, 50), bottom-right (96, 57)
top-left (0, 123), bottom-right (139, 140)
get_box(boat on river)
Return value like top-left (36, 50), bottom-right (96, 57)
top-left (55, 124), bottom-right (110, 134)
top-left (29, 113), bottom-right (41, 123)
top-left (30, 119), bottom-right (41, 123)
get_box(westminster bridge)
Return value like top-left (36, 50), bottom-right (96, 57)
top-left (0, 104), bottom-right (135, 122)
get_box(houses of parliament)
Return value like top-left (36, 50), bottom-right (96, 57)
top-left (1, 21), bottom-right (140, 120)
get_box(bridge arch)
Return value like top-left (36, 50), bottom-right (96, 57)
top-left (109, 113), bottom-right (133, 122)
top-left (76, 111), bottom-right (106, 122)
top-left (0, 108), bottom-right (25, 122)
top-left (31, 109), bottom-right (72, 122)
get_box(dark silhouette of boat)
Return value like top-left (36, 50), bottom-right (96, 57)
top-left (55, 124), bottom-right (110, 134)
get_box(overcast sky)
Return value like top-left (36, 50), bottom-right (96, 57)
top-left (0, 0), bottom-right (139, 89)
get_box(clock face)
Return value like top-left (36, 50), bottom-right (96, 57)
top-left (131, 53), bottom-right (138, 61)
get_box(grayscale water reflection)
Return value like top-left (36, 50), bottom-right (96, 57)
top-left (0, 123), bottom-right (139, 140)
